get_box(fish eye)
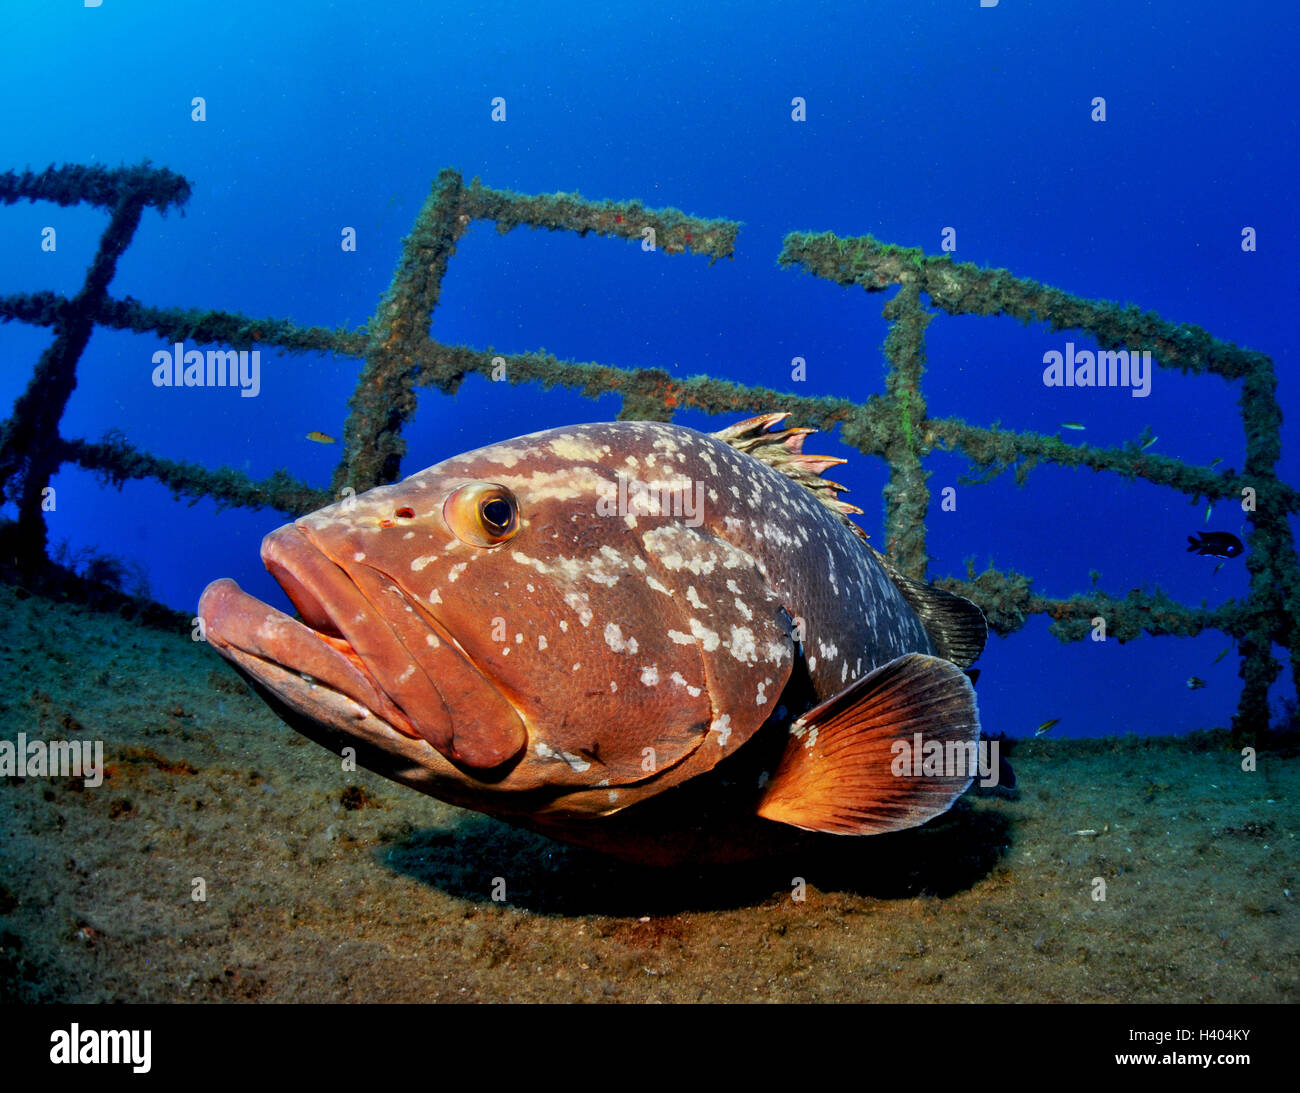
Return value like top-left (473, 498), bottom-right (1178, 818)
top-left (480, 497), bottom-right (513, 534)
top-left (443, 482), bottom-right (519, 547)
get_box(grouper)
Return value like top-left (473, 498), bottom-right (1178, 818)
top-left (198, 414), bottom-right (989, 866)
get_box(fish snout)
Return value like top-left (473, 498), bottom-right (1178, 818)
top-left (258, 525), bottom-right (527, 773)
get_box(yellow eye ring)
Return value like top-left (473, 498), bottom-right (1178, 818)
top-left (443, 482), bottom-right (520, 547)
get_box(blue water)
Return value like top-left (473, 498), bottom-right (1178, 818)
top-left (1, 0), bottom-right (1295, 738)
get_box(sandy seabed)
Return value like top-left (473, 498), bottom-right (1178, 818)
top-left (0, 584), bottom-right (1294, 1003)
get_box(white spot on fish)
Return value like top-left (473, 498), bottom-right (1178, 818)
top-left (428, 589), bottom-right (442, 605)
top-left (548, 435), bottom-right (607, 462)
top-left (667, 629), bottom-right (696, 646)
top-left (640, 665), bottom-right (660, 686)
top-left (563, 591), bottom-right (594, 627)
top-left (478, 443), bottom-right (522, 469)
top-left (425, 633), bottom-right (440, 647)
top-left (353, 552), bottom-right (366, 562)
top-left (412, 555), bottom-right (437, 572)
top-left (538, 635), bottom-right (548, 651)
top-left (668, 671), bottom-right (702, 697)
top-left (447, 562), bottom-right (468, 583)
top-left (686, 586), bottom-right (707, 610)
top-left (604, 622), bottom-right (638, 654)
top-left (710, 714), bottom-right (733, 747)
top-left (689, 619), bottom-right (720, 651)
top-left (728, 625), bottom-right (757, 664)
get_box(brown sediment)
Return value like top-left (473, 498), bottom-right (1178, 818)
top-left (0, 163), bottom-right (1293, 743)
top-left (0, 585), bottom-right (1294, 1003)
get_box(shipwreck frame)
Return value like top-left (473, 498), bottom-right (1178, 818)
top-left (1, 162), bottom-right (1295, 741)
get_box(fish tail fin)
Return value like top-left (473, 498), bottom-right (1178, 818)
top-left (870, 547), bottom-right (987, 668)
top-left (1187, 535), bottom-right (1200, 552)
top-left (756, 653), bottom-right (980, 836)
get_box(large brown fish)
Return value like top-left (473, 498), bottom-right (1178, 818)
top-left (198, 414), bottom-right (989, 865)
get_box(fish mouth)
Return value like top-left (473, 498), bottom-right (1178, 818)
top-left (198, 525), bottom-right (527, 772)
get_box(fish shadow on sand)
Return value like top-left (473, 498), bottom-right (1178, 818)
top-left (378, 800), bottom-right (1013, 915)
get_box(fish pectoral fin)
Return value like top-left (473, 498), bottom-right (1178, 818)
top-left (755, 653), bottom-right (979, 836)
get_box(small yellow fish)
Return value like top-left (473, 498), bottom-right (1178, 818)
top-left (1035, 718), bottom-right (1060, 736)
top-left (1212, 648), bottom-right (1230, 664)
top-left (1204, 503), bottom-right (1213, 523)
top-left (1209, 457), bottom-right (1223, 468)
top-left (306, 431), bottom-right (337, 445)
top-left (1140, 436), bottom-right (1158, 450)
top-left (1061, 422), bottom-right (1085, 431)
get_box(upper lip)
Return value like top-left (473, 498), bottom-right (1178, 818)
top-left (258, 524), bottom-right (454, 748)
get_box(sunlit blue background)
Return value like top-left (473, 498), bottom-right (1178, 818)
top-left (1, 0), bottom-right (1295, 737)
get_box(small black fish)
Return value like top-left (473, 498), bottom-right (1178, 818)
top-left (1187, 532), bottom-right (1243, 559)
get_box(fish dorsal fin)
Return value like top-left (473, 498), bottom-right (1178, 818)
top-left (868, 546), bottom-right (987, 669)
top-left (756, 653), bottom-right (979, 835)
top-left (712, 413), bottom-right (868, 541)
top-left (713, 413), bottom-right (987, 667)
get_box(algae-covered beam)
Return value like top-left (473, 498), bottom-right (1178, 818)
top-left (462, 178), bottom-right (740, 263)
top-left (0, 162), bottom-right (191, 214)
top-left (878, 283), bottom-right (932, 579)
top-left (939, 567), bottom-right (1223, 642)
top-left (410, 340), bottom-right (893, 454)
top-left (0, 188), bottom-right (153, 566)
top-left (778, 231), bottom-right (1270, 380)
top-left (2, 291), bottom-right (367, 357)
top-left (62, 434), bottom-right (329, 516)
top-left (95, 298), bottom-right (368, 357)
top-left (335, 169), bottom-right (745, 495)
top-left (0, 291), bottom-right (65, 327)
top-left (333, 168), bottom-right (471, 495)
top-left (931, 418), bottom-right (1299, 512)
top-left (1233, 345), bottom-right (1294, 740)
